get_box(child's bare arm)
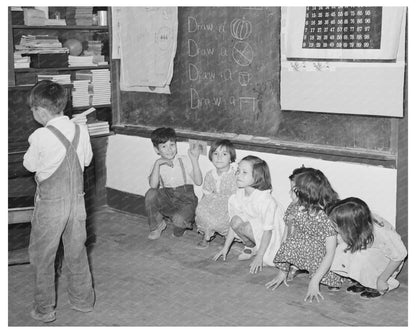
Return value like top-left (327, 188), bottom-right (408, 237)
top-left (305, 235), bottom-right (337, 302)
top-left (188, 148), bottom-right (203, 186)
top-left (148, 158), bottom-right (173, 188)
top-left (213, 227), bottom-right (235, 261)
top-left (377, 259), bottom-right (403, 292)
top-left (249, 230), bottom-right (272, 274)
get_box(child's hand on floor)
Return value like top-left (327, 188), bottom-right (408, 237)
top-left (213, 248), bottom-right (228, 261)
top-left (304, 278), bottom-right (324, 303)
top-left (249, 255), bottom-right (263, 274)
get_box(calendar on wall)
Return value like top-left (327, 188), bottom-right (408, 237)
top-left (285, 6), bottom-right (404, 60)
top-left (302, 7), bottom-right (382, 50)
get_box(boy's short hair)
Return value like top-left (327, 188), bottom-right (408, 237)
top-left (208, 139), bottom-right (236, 162)
top-left (151, 127), bottom-right (177, 147)
top-left (28, 80), bottom-right (67, 115)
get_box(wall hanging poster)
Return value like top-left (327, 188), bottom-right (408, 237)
top-left (281, 6), bottom-right (406, 117)
top-left (285, 6), bottom-right (404, 61)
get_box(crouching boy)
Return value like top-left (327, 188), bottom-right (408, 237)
top-left (145, 127), bottom-right (202, 239)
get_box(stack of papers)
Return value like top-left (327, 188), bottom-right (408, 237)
top-left (66, 7), bottom-right (93, 26)
top-left (37, 74), bottom-right (71, 84)
top-left (16, 35), bottom-right (67, 54)
top-left (14, 53), bottom-right (30, 68)
top-left (72, 80), bottom-right (91, 107)
top-left (87, 120), bottom-right (110, 135)
top-left (91, 69), bottom-right (111, 105)
top-left (68, 55), bottom-right (96, 67)
top-left (23, 8), bottom-right (46, 26)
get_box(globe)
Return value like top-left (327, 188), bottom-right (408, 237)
top-left (64, 39), bottom-right (83, 56)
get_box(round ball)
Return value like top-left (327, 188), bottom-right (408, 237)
top-left (64, 39), bottom-right (83, 56)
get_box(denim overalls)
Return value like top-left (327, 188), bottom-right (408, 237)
top-left (29, 124), bottom-right (94, 315)
top-left (145, 157), bottom-right (198, 231)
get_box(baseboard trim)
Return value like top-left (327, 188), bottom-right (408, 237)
top-left (106, 187), bottom-right (146, 216)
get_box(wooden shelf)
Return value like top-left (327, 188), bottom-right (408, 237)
top-left (14, 65), bottom-right (110, 73)
top-left (12, 25), bottom-right (108, 30)
top-left (72, 104), bottom-right (111, 111)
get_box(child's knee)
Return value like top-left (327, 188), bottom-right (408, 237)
top-left (145, 188), bottom-right (159, 206)
top-left (230, 215), bottom-right (244, 230)
top-left (171, 213), bottom-right (193, 229)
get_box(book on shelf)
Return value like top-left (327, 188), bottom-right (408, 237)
top-left (37, 74), bottom-right (71, 84)
top-left (45, 18), bottom-right (66, 26)
top-left (87, 120), bottom-right (110, 135)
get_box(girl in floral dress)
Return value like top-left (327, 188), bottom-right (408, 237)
top-left (195, 140), bottom-right (237, 248)
top-left (266, 168), bottom-right (343, 302)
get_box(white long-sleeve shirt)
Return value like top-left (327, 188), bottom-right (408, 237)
top-left (23, 116), bottom-right (93, 182)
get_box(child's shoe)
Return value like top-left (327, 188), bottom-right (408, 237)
top-left (346, 283), bottom-right (367, 294)
top-left (148, 220), bottom-right (167, 240)
top-left (287, 265), bottom-right (305, 282)
top-left (360, 288), bottom-right (383, 300)
top-left (196, 238), bottom-right (209, 249)
top-left (71, 304), bottom-right (94, 313)
top-left (172, 226), bottom-right (187, 237)
top-left (30, 309), bottom-right (56, 323)
top-left (238, 246), bottom-right (256, 260)
top-left (327, 286), bottom-right (341, 292)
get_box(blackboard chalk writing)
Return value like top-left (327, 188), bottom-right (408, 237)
top-left (232, 41), bottom-right (254, 66)
top-left (230, 18), bottom-right (253, 40)
top-left (238, 72), bottom-right (251, 86)
top-left (239, 97), bottom-right (256, 113)
top-left (188, 63), bottom-right (216, 81)
top-left (188, 39), bottom-right (215, 57)
top-left (220, 47), bottom-right (228, 57)
top-left (188, 16), bottom-right (214, 32)
top-left (218, 23), bottom-right (226, 33)
top-left (190, 88), bottom-right (239, 109)
top-left (219, 69), bottom-right (232, 81)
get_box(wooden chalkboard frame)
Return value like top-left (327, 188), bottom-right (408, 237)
top-left (110, 7), bottom-right (404, 169)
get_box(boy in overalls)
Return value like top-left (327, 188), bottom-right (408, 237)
top-left (23, 80), bottom-right (95, 322)
top-left (145, 127), bottom-right (203, 239)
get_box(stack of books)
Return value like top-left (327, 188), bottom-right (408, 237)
top-left (37, 74), bottom-right (71, 84)
top-left (23, 8), bottom-right (46, 26)
top-left (72, 79), bottom-right (91, 107)
top-left (45, 18), bottom-right (66, 26)
top-left (14, 53), bottom-right (31, 68)
top-left (66, 7), bottom-right (93, 26)
top-left (87, 120), bottom-right (110, 136)
top-left (91, 69), bottom-right (111, 105)
top-left (68, 55), bottom-right (95, 67)
top-left (84, 41), bottom-right (108, 65)
top-left (15, 35), bottom-right (67, 54)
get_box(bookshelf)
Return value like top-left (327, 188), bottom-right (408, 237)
top-left (8, 6), bottom-right (113, 127)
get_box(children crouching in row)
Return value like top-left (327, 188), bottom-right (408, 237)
top-left (145, 127), bottom-right (407, 303)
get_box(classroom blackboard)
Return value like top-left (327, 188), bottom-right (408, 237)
top-left (118, 7), bottom-right (395, 153)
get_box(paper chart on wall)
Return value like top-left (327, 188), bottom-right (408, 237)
top-left (285, 6), bottom-right (405, 61)
top-left (113, 7), bottom-right (178, 93)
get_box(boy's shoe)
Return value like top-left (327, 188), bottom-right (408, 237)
top-left (30, 309), bottom-right (56, 323)
top-left (172, 226), bottom-right (187, 237)
top-left (71, 304), bottom-right (94, 313)
top-left (196, 238), bottom-right (209, 249)
top-left (327, 286), bottom-right (341, 292)
top-left (238, 246), bottom-right (256, 260)
top-left (148, 220), bottom-right (167, 240)
top-left (360, 289), bottom-right (383, 300)
top-left (346, 283), bottom-right (368, 294)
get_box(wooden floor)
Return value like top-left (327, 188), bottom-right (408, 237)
top-left (8, 206), bottom-right (409, 326)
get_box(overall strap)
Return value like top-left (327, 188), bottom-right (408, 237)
top-left (178, 157), bottom-right (187, 184)
top-left (46, 124), bottom-right (80, 150)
